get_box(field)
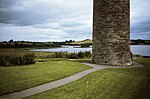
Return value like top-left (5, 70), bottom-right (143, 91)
top-left (0, 48), bottom-right (150, 99)
top-left (70, 39), bottom-right (92, 45)
top-left (0, 48), bottom-right (54, 58)
top-left (26, 57), bottom-right (150, 99)
top-left (0, 48), bottom-right (91, 95)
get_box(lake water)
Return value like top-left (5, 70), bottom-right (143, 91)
top-left (31, 45), bottom-right (150, 56)
top-left (130, 45), bottom-right (150, 56)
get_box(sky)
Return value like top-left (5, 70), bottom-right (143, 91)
top-left (0, 0), bottom-right (150, 42)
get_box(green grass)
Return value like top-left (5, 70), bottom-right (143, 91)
top-left (0, 59), bottom-right (91, 95)
top-left (26, 57), bottom-right (150, 99)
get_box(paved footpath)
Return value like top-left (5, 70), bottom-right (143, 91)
top-left (0, 62), bottom-right (143, 99)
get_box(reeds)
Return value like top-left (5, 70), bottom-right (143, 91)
top-left (0, 53), bottom-right (35, 66)
top-left (54, 51), bottom-right (92, 59)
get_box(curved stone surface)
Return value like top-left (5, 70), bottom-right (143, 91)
top-left (93, 0), bottom-right (130, 66)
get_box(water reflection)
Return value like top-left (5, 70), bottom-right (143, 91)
top-left (31, 45), bottom-right (150, 56)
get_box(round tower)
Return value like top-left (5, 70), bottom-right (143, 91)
top-left (92, 0), bottom-right (130, 66)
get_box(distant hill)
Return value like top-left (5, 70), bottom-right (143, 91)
top-left (69, 39), bottom-right (150, 45)
top-left (70, 39), bottom-right (92, 45)
top-left (130, 39), bottom-right (150, 45)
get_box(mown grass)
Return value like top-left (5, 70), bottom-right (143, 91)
top-left (0, 59), bottom-right (91, 95)
top-left (26, 57), bottom-right (150, 99)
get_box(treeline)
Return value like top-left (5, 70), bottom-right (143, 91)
top-left (131, 40), bottom-right (150, 45)
top-left (0, 53), bottom-right (35, 66)
top-left (0, 39), bottom-right (77, 48)
top-left (0, 41), bottom-right (61, 48)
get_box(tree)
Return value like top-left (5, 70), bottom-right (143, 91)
top-left (9, 39), bottom-right (13, 42)
top-left (14, 42), bottom-right (19, 48)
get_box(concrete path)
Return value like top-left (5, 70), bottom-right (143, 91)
top-left (0, 62), bottom-right (143, 99)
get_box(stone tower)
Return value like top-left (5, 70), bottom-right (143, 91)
top-left (92, 0), bottom-right (130, 66)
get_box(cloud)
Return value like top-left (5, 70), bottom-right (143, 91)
top-left (0, 0), bottom-right (150, 41)
top-left (0, 23), bottom-right (69, 41)
top-left (0, 0), bottom-right (93, 26)
top-left (130, 0), bottom-right (150, 40)
top-left (0, 0), bottom-right (93, 41)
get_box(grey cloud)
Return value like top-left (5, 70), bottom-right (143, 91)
top-left (0, 0), bottom-right (19, 8)
top-left (130, 0), bottom-right (150, 39)
top-left (131, 20), bottom-right (150, 33)
top-left (0, 0), bottom-right (92, 26)
top-left (0, 0), bottom-right (150, 41)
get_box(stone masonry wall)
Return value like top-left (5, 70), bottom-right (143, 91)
top-left (92, 0), bottom-right (130, 66)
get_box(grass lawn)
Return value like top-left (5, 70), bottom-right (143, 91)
top-left (0, 59), bottom-right (91, 95)
top-left (26, 57), bottom-right (150, 99)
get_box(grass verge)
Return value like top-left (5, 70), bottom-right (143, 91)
top-left (0, 59), bottom-right (91, 95)
top-left (26, 57), bottom-right (150, 99)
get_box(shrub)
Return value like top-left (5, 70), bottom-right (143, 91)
top-left (55, 52), bottom-right (63, 58)
top-left (67, 53), bottom-right (78, 59)
top-left (83, 51), bottom-right (92, 58)
top-left (81, 43), bottom-right (90, 48)
top-left (55, 52), bottom-right (67, 58)
top-left (142, 56), bottom-right (150, 58)
top-left (78, 51), bottom-right (84, 58)
top-left (54, 51), bottom-right (92, 59)
top-left (0, 53), bottom-right (35, 66)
